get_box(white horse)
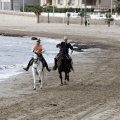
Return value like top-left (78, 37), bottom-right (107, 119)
top-left (32, 52), bottom-right (45, 90)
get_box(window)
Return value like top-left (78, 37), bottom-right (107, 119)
top-left (71, 0), bottom-right (75, 5)
top-left (58, 0), bottom-right (63, 5)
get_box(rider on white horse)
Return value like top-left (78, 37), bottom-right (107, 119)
top-left (23, 39), bottom-right (50, 72)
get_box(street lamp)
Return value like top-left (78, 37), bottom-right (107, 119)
top-left (80, 0), bottom-right (82, 12)
top-left (111, 0), bottom-right (113, 15)
top-left (84, 0), bottom-right (87, 25)
top-left (53, 5), bottom-right (54, 16)
top-left (43, 4), bottom-right (50, 23)
top-left (0, 0), bottom-right (1, 10)
top-left (23, 0), bottom-right (24, 12)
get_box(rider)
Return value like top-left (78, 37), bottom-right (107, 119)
top-left (53, 36), bottom-right (74, 71)
top-left (23, 38), bottom-right (50, 72)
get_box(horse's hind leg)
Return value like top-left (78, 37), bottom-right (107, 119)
top-left (59, 72), bottom-right (63, 85)
top-left (39, 69), bottom-right (44, 89)
top-left (32, 67), bottom-right (36, 90)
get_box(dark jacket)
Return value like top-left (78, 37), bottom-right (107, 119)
top-left (56, 42), bottom-right (73, 55)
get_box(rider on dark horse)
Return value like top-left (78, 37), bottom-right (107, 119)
top-left (23, 39), bottom-right (50, 72)
top-left (53, 36), bottom-right (74, 71)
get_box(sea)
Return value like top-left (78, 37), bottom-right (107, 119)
top-left (0, 35), bottom-right (62, 81)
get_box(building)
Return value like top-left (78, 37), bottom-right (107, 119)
top-left (0, 0), bottom-right (10, 10)
top-left (0, 0), bottom-right (115, 11)
top-left (40, 0), bottom-right (115, 10)
top-left (0, 0), bottom-right (40, 10)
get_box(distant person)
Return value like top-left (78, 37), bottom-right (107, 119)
top-left (53, 36), bottom-right (74, 71)
top-left (87, 19), bottom-right (90, 26)
top-left (23, 39), bottom-right (50, 72)
top-left (107, 19), bottom-right (110, 27)
top-left (85, 20), bottom-right (87, 27)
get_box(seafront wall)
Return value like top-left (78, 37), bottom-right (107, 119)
top-left (0, 10), bottom-right (120, 26)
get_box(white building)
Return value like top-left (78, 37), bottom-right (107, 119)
top-left (0, 0), bottom-right (40, 10)
top-left (0, 0), bottom-right (10, 10)
top-left (0, 0), bottom-right (115, 12)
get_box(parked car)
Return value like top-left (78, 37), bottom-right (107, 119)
top-left (95, 15), bottom-right (106, 19)
top-left (71, 13), bottom-right (80, 18)
top-left (84, 15), bottom-right (91, 18)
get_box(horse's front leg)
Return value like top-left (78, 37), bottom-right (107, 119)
top-left (59, 71), bottom-right (63, 85)
top-left (67, 72), bottom-right (69, 81)
top-left (32, 67), bottom-right (36, 90)
top-left (39, 69), bottom-right (44, 89)
top-left (64, 72), bottom-right (69, 85)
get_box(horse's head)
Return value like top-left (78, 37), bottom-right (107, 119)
top-left (33, 52), bottom-right (39, 65)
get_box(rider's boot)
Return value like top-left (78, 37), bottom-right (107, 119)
top-left (44, 60), bottom-right (50, 72)
top-left (69, 59), bottom-right (74, 71)
top-left (46, 64), bottom-right (51, 72)
top-left (23, 58), bottom-right (33, 71)
top-left (23, 67), bottom-right (28, 71)
top-left (71, 64), bottom-right (74, 71)
top-left (53, 58), bottom-right (57, 70)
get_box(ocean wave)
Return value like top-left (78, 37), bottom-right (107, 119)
top-left (0, 64), bottom-right (22, 70)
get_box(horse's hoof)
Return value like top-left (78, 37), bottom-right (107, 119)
top-left (60, 84), bottom-right (63, 86)
top-left (64, 81), bottom-right (68, 85)
top-left (39, 80), bottom-right (41, 83)
top-left (40, 87), bottom-right (42, 89)
top-left (33, 88), bottom-right (36, 90)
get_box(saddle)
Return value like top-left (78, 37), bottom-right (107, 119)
top-left (57, 53), bottom-right (69, 60)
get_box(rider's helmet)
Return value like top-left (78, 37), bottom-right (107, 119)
top-left (37, 38), bottom-right (41, 43)
top-left (64, 36), bottom-right (68, 43)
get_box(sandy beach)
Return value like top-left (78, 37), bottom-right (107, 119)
top-left (0, 21), bottom-right (120, 120)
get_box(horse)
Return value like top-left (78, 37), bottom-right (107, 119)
top-left (57, 54), bottom-right (71, 85)
top-left (32, 52), bottom-right (45, 90)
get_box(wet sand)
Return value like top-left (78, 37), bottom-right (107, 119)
top-left (0, 23), bottom-right (120, 120)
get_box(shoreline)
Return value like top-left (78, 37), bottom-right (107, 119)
top-left (1, 23), bottom-right (120, 119)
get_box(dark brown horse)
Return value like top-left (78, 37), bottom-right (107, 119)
top-left (57, 55), bottom-right (70, 85)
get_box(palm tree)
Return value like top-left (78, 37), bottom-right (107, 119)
top-left (67, 13), bottom-right (70, 25)
top-left (78, 11), bottom-right (84, 25)
top-left (114, 0), bottom-right (120, 14)
top-left (33, 5), bottom-right (43, 23)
